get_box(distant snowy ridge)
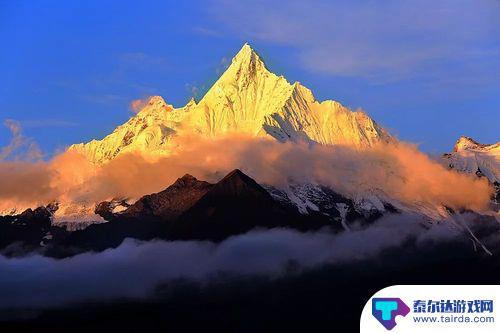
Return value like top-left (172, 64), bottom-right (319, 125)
top-left (443, 136), bottom-right (499, 184)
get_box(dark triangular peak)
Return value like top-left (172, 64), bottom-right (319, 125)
top-left (207, 168), bottom-right (272, 201)
top-left (170, 173), bottom-right (207, 188)
top-left (169, 169), bottom-right (328, 241)
top-left (220, 168), bottom-right (253, 182)
top-left (46, 170), bottom-right (334, 255)
top-left (117, 174), bottom-right (213, 221)
top-left (56, 175), bottom-right (214, 255)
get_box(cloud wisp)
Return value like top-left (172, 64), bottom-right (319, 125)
top-left (129, 98), bottom-right (150, 113)
top-left (208, 0), bottom-right (500, 83)
top-left (0, 119), bottom-right (42, 162)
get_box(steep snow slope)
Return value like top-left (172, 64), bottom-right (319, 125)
top-left (68, 97), bottom-right (187, 163)
top-left (443, 136), bottom-right (499, 184)
top-left (184, 44), bottom-right (390, 145)
top-left (264, 182), bottom-right (453, 231)
top-left (69, 44), bottom-right (391, 164)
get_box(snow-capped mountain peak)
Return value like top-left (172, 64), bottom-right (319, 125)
top-left (454, 136), bottom-right (488, 152)
top-left (226, 42), bottom-right (267, 77)
top-left (444, 136), bottom-right (500, 185)
top-left (69, 43), bottom-right (391, 164)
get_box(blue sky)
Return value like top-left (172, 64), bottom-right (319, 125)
top-left (1, 0), bottom-right (499, 156)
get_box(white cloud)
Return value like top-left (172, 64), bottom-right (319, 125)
top-left (0, 119), bottom-right (43, 161)
top-left (208, 0), bottom-right (500, 82)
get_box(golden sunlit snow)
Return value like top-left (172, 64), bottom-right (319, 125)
top-left (69, 44), bottom-right (391, 164)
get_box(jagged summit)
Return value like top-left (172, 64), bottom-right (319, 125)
top-left (444, 136), bottom-right (499, 184)
top-left (454, 136), bottom-right (488, 152)
top-left (116, 173), bottom-right (213, 221)
top-left (222, 168), bottom-right (247, 180)
top-left (69, 43), bottom-right (392, 164)
top-left (185, 97), bottom-right (197, 108)
top-left (172, 174), bottom-right (201, 187)
top-left (148, 95), bottom-right (168, 107)
top-left (225, 43), bottom-right (273, 83)
top-left (214, 168), bottom-right (271, 198)
top-left (236, 42), bottom-right (254, 55)
top-left (232, 43), bottom-right (262, 64)
top-left (179, 173), bottom-right (198, 181)
top-left (209, 168), bottom-right (271, 197)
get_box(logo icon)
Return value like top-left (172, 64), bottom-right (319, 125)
top-left (372, 298), bottom-right (410, 330)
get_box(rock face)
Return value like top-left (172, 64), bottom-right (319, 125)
top-left (114, 174), bottom-right (213, 221)
top-left (169, 169), bottom-right (318, 241)
top-left (68, 44), bottom-right (391, 164)
top-left (0, 207), bottom-right (52, 251)
top-left (68, 96), bottom-right (180, 163)
top-left (2, 168), bottom-right (496, 257)
top-left (43, 170), bottom-right (332, 255)
top-left (54, 175), bottom-right (213, 254)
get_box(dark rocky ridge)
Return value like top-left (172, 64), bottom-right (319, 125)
top-left (27, 169), bottom-right (334, 257)
top-left (0, 207), bottom-right (52, 254)
top-left (0, 168), bottom-right (443, 257)
top-left (7, 168), bottom-right (493, 258)
top-left (168, 169), bottom-right (331, 241)
top-left (119, 174), bottom-right (213, 221)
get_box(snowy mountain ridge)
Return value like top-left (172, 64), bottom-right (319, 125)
top-left (69, 43), bottom-right (391, 164)
top-left (444, 136), bottom-right (500, 184)
top-left (4, 45), bottom-right (497, 228)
